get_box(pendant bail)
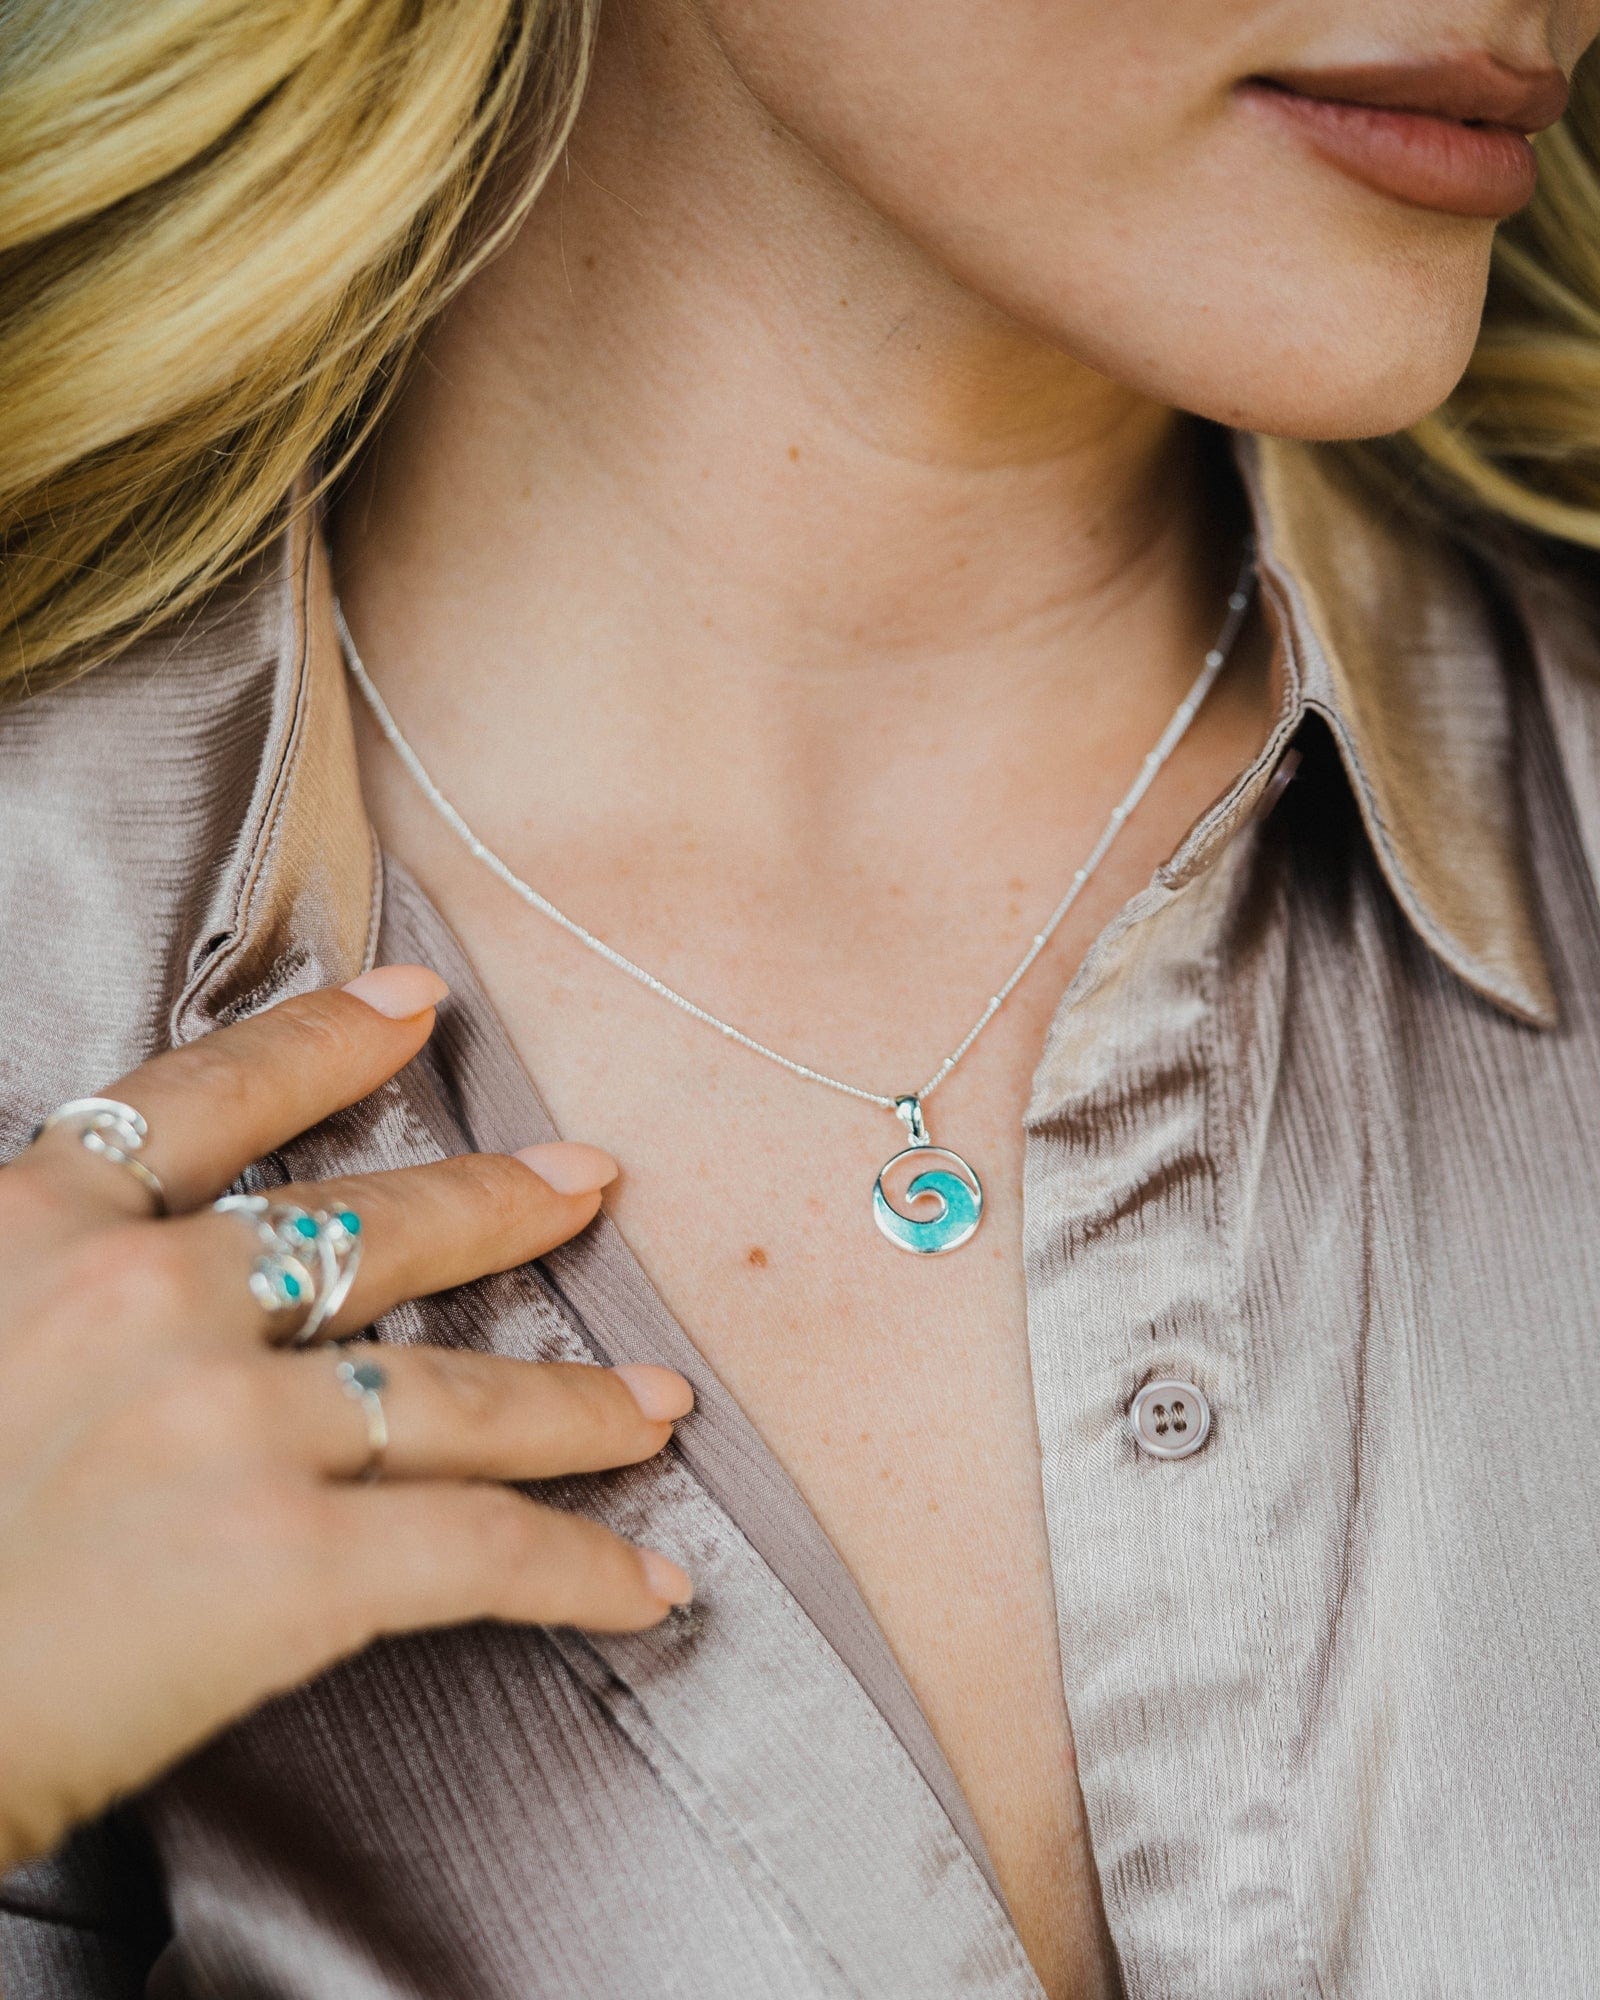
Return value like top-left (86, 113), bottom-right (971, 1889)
top-left (893, 1094), bottom-right (930, 1147)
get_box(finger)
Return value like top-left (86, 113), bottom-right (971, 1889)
top-left (28, 1146), bottom-right (621, 1366)
top-left (283, 1148), bottom-right (619, 1340)
top-left (319, 1483), bottom-right (693, 1639)
top-left (155, 1146), bottom-right (618, 1348)
top-left (270, 1346), bottom-right (693, 1481)
top-left (14, 967), bottom-right (450, 1217)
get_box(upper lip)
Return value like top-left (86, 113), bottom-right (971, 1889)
top-left (1251, 55), bottom-right (1570, 134)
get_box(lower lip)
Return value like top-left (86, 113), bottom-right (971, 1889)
top-left (1236, 81), bottom-right (1538, 219)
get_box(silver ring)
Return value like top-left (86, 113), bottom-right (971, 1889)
top-left (32, 1097), bottom-right (168, 1215)
top-left (212, 1194), bottom-right (363, 1344)
top-left (213, 1194), bottom-right (324, 1338)
top-left (298, 1203), bottom-right (364, 1343)
top-left (335, 1354), bottom-right (389, 1482)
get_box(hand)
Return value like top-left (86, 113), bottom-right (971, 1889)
top-left (0, 964), bottom-right (693, 1871)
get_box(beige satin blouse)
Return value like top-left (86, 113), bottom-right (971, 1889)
top-left (3, 433), bottom-right (1600, 1998)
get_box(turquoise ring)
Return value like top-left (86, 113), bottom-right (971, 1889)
top-left (213, 1194), bottom-right (363, 1345)
top-left (303, 1203), bottom-right (363, 1342)
top-left (213, 1194), bottom-right (321, 1333)
top-left (334, 1352), bottom-right (389, 1482)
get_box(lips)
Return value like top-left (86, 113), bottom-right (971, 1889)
top-left (1236, 56), bottom-right (1570, 219)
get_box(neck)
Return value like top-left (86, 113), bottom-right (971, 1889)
top-left (332, 1), bottom-right (1256, 927)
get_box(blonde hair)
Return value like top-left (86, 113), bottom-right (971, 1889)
top-left (1359, 47), bottom-right (1600, 550)
top-left (0, 0), bottom-right (592, 696)
top-left (1, 6), bottom-right (1597, 698)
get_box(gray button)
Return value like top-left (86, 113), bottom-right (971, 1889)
top-left (1129, 1378), bottom-right (1212, 1459)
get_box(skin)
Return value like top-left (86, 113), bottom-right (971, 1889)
top-left (0, 965), bottom-right (695, 1869)
top-left (333, 5), bottom-right (1600, 1991)
top-left (11, 0), bottom-right (1600, 1993)
top-left (329, 1), bottom-right (1600, 1990)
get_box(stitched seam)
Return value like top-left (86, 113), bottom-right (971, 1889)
top-left (359, 817), bottom-right (384, 973)
top-left (1264, 560), bottom-right (1506, 1007)
top-left (1303, 694), bottom-right (1548, 1024)
top-left (1199, 857), bottom-right (1318, 2000)
top-left (171, 523), bottom-right (313, 1036)
top-left (1246, 439), bottom-right (1550, 1029)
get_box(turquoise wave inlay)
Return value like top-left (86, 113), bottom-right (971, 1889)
top-left (872, 1154), bottom-right (983, 1255)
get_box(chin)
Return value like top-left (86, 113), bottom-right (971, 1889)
top-left (1028, 236), bottom-right (1496, 445)
top-left (1194, 311), bottom-right (1488, 442)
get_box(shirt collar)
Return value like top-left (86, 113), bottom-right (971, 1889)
top-left (1230, 431), bottom-right (1557, 1028)
top-left (177, 500), bottom-right (380, 1038)
top-left (188, 441), bottom-right (1559, 1034)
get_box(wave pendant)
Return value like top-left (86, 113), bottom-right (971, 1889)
top-left (872, 1095), bottom-right (984, 1255)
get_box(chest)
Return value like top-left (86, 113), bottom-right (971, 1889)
top-left (99, 802), bottom-right (1600, 2000)
top-left (428, 776), bottom-right (1600, 1968)
top-left (436, 870), bottom-right (1131, 1996)
top-left (343, 657), bottom-right (1287, 1993)
top-left (351, 716), bottom-right (1600, 2000)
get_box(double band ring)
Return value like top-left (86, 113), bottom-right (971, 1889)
top-left (32, 1097), bottom-right (168, 1215)
top-left (335, 1354), bottom-right (390, 1482)
top-left (213, 1193), bottom-right (364, 1344)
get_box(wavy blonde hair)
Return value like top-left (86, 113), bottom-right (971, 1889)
top-left (0, 0), bottom-right (593, 697)
top-left (1, 5), bottom-right (1598, 699)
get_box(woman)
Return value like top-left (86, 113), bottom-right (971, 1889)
top-left (4, 0), bottom-right (1600, 1992)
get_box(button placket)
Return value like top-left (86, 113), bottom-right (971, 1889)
top-left (1022, 824), bottom-right (1311, 1997)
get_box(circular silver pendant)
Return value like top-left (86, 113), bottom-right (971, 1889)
top-left (872, 1143), bottom-right (984, 1255)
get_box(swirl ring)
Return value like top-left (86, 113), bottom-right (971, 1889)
top-left (32, 1097), bottom-right (168, 1215)
top-left (212, 1194), bottom-right (363, 1344)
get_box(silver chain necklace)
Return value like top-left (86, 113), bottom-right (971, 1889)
top-left (337, 545), bottom-right (1255, 1256)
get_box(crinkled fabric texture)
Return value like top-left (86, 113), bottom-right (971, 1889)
top-left (2, 435), bottom-right (1600, 1998)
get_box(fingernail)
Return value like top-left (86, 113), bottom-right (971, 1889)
top-left (640, 1548), bottom-right (693, 1607)
top-left (341, 965), bottom-right (450, 1019)
top-left (513, 1142), bottom-right (619, 1195)
top-left (613, 1364), bottom-right (695, 1423)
